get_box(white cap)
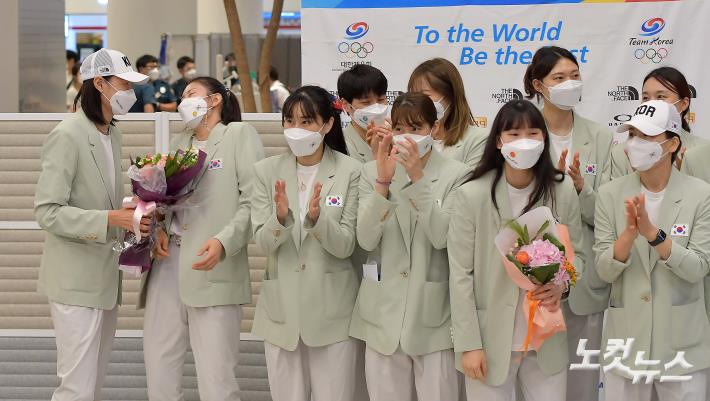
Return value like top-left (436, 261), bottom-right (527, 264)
top-left (617, 100), bottom-right (682, 136)
top-left (80, 48), bottom-right (149, 84)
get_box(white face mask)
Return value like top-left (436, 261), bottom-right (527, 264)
top-left (284, 124), bottom-right (325, 157)
top-left (624, 136), bottom-right (670, 171)
top-left (102, 79), bottom-right (137, 116)
top-left (178, 96), bottom-right (212, 129)
top-left (501, 138), bottom-right (545, 170)
top-left (148, 68), bottom-right (160, 81)
top-left (393, 131), bottom-right (434, 157)
top-left (185, 68), bottom-right (197, 80)
top-left (352, 103), bottom-right (389, 129)
top-left (433, 96), bottom-right (448, 120)
top-left (543, 80), bottom-right (583, 110)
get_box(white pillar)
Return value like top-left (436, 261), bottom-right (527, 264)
top-left (197, 0), bottom-right (263, 35)
top-left (0, 0), bottom-right (19, 112)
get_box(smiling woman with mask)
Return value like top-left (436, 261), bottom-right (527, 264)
top-left (350, 92), bottom-right (470, 401)
top-left (34, 48), bottom-right (150, 400)
top-left (141, 76), bottom-right (265, 401)
top-left (448, 100), bottom-right (585, 401)
top-left (596, 100), bottom-right (710, 401)
top-left (523, 46), bottom-right (613, 401)
top-left (408, 57), bottom-right (489, 168)
top-left (612, 66), bottom-right (708, 177)
top-left (250, 85), bottom-right (362, 401)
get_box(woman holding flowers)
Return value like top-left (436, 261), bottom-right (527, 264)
top-left (596, 100), bottom-right (710, 401)
top-left (141, 76), bottom-right (264, 401)
top-left (448, 99), bottom-right (586, 401)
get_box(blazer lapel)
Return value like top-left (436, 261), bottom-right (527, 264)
top-left (191, 124), bottom-right (226, 189)
top-left (87, 130), bottom-right (115, 209)
top-left (492, 174), bottom-right (514, 230)
top-left (650, 170), bottom-right (683, 269)
top-left (392, 166), bottom-right (412, 254)
top-left (572, 114), bottom-right (593, 171)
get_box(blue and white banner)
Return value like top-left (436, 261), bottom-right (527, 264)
top-left (302, 0), bottom-right (709, 140)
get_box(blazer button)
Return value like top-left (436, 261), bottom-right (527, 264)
top-left (380, 211), bottom-right (389, 222)
top-left (409, 199), bottom-right (418, 210)
top-left (301, 264), bottom-right (306, 271)
top-left (182, 224), bottom-right (189, 231)
top-left (274, 229), bottom-right (281, 237)
top-left (641, 295), bottom-right (651, 302)
top-left (401, 271), bottom-right (409, 278)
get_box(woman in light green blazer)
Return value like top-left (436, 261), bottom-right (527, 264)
top-left (596, 100), bottom-right (710, 401)
top-left (33, 49), bottom-right (149, 401)
top-left (522, 46), bottom-right (613, 401)
top-left (408, 57), bottom-right (488, 168)
top-left (350, 92), bottom-right (470, 401)
top-left (611, 66), bottom-right (708, 178)
top-left (140, 77), bottom-right (264, 401)
top-left (250, 86), bottom-right (362, 401)
top-left (449, 99), bottom-right (586, 401)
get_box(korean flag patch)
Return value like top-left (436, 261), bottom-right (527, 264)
top-left (671, 224), bottom-right (689, 237)
top-left (326, 195), bottom-right (343, 207)
top-left (584, 163), bottom-right (597, 176)
top-left (208, 159), bottom-right (223, 170)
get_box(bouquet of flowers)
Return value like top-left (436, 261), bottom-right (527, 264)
top-left (494, 206), bottom-right (577, 352)
top-left (116, 148), bottom-right (206, 277)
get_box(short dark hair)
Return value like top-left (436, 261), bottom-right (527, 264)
top-left (177, 56), bottom-right (194, 71)
top-left (74, 76), bottom-right (116, 126)
top-left (136, 54), bottom-right (158, 70)
top-left (337, 64), bottom-right (387, 103)
top-left (66, 50), bottom-right (78, 63)
top-left (391, 92), bottom-right (437, 131)
top-left (269, 65), bottom-right (279, 81)
top-left (225, 53), bottom-right (236, 62)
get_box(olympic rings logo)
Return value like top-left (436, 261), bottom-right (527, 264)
top-left (634, 48), bottom-right (668, 64)
top-left (338, 41), bottom-right (374, 59)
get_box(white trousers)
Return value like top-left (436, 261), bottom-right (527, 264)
top-left (604, 370), bottom-right (707, 401)
top-left (466, 352), bottom-right (566, 401)
top-left (365, 346), bottom-right (459, 401)
top-left (264, 338), bottom-right (359, 401)
top-left (143, 242), bottom-right (242, 401)
top-left (50, 302), bottom-right (118, 401)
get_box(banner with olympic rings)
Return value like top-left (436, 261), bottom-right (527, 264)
top-left (302, 0), bottom-right (710, 140)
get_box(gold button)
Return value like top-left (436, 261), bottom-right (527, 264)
top-left (380, 211), bottom-right (389, 222)
top-left (314, 233), bottom-right (321, 241)
top-left (301, 264), bottom-right (306, 271)
top-left (641, 295), bottom-right (651, 302)
top-left (274, 229), bottom-right (281, 237)
top-left (182, 224), bottom-right (189, 231)
top-left (409, 199), bottom-right (418, 210)
top-left (401, 271), bottom-right (409, 278)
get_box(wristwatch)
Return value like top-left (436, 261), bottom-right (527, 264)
top-left (648, 229), bottom-right (667, 247)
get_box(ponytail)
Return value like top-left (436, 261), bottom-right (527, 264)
top-left (189, 76), bottom-right (242, 124)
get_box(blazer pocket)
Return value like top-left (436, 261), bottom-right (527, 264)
top-left (422, 281), bottom-right (451, 328)
top-left (671, 300), bottom-right (704, 350)
top-left (206, 263), bottom-right (237, 283)
top-left (324, 269), bottom-right (357, 319)
top-left (261, 279), bottom-right (285, 323)
top-left (357, 278), bottom-right (382, 327)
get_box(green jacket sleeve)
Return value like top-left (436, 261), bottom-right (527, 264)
top-left (594, 188), bottom-right (631, 283)
top-left (214, 125), bottom-right (265, 257)
top-left (34, 130), bottom-right (109, 243)
top-left (447, 188), bottom-right (483, 352)
top-left (251, 164), bottom-right (295, 254)
top-left (356, 165), bottom-right (397, 252)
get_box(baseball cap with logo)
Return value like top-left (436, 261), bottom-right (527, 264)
top-left (80, 48), bottom-right (149, 84)
top-left (617, 100), bottom-right (682, 136)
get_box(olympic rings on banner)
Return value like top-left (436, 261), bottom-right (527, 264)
top-left (634, 48), bottom-right (668, 64)
top-left (338, 41), bottom-right (374, 59)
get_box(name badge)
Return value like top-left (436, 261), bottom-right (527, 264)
top-left (208, 159), bottom-right (223, 170)
top-left (671, 224), bottom-right (689, 237)
top-left (584, 163), bottom-right (597, 176)
top-left (326, 195), bottom-right (343, 207)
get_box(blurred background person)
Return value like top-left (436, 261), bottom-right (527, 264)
top-left (268, 65), bottom-right (290, 113)
top-left (172, 56), bottom-right (196, 104)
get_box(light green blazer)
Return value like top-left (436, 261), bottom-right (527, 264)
top-left (594, 169), bottom-right (710, 378)
top-left (138, 123), bottom-right (264, 309)
top-left (611, 129), bottom-right (709, 179)
top-left (439, 125), bottom-right (488, 168)
top-left (559, 113), bottom-right (615, 316)
top-left (448, 171), bottom-right (585, 387)
top-left (681, 143), bottom-right (710, 321)
top-left (349, 150), bottom-right (471, 356)
top-left (344, 123), bottom-right (373, 164)
top-left (251, 147), bottom-right (362, 351)
top-left (34, 110), bottom-right (124, 310)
